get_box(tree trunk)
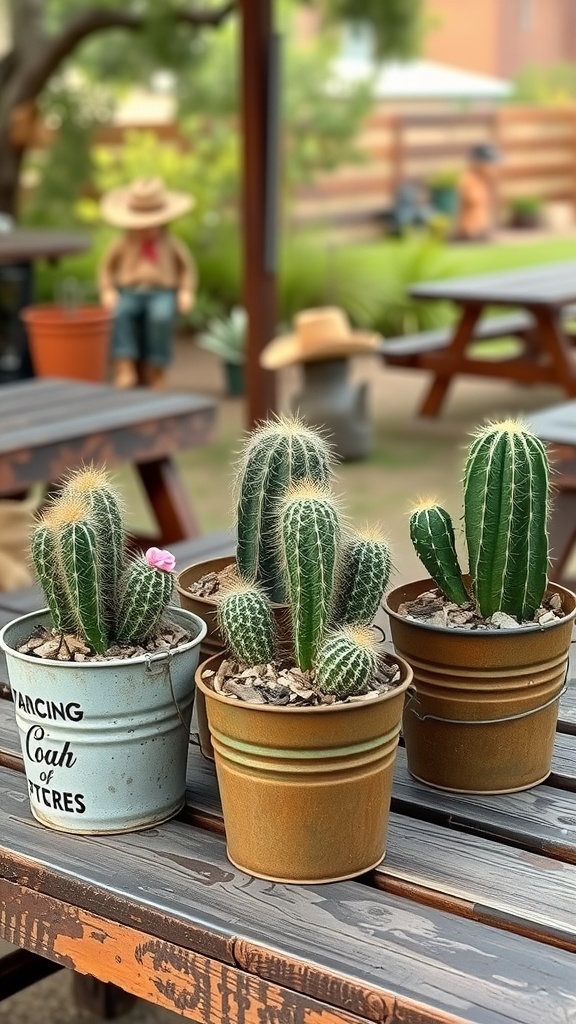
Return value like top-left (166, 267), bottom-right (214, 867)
top-left (0, 128), bottom-right (24, 218)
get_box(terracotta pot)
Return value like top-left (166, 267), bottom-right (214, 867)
top-left (196, 651), bottom-right (411, 883)
top-left (385, 578), bottom-right (576, 794)
top-left (22, 305), bottom-right (112, 382)
top-left (177, 556), bottom-right (291, 762)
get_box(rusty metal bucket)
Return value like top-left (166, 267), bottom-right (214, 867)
top-left (196, 651), bottom-right (411, 884)
top-left (385, 579), bottom-right (576, 794)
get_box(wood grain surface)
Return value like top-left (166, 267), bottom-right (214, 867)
top-left (1, 770), bottom-right (575, 1024)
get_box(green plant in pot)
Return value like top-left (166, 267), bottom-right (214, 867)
top-left (385, 420), bottom-right (576, 795)
top-left (195, 425), bottom-right (411, 884)
top-left (197, 306), bottom-right (247, 396)
top-left (0, 467), bottom-right (207, 835)
top-left (176, 415), bottom-right (334, 663)
top-left (509, 195), bottom-right (543, 229)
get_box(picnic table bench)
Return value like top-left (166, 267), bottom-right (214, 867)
top-left (381, 261), bottom-right (576, 417)
top-left (0, 378), bottom-right (216, 546)
top-left (1, 533), bottom-right (576, 1024)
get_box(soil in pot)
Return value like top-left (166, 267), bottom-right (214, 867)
top-left (196, 651), bottom-right (411, 884)
top-left (385, 579), bottom-right (576, 795)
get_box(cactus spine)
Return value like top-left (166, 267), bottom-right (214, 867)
top-left (464, 421), bottom-right (549, 620)
top-left (408, 420), bottom-right (551, 622)
top-left (315, 626), bottom-right (379, 698)
top-left (217, 581), bottom-right (276, 666)
top-left (409, 502), bottom-right (469, 606)
top-left (30, 466), bottom-right (176, 654)
top-left (116, 556), bottom-right (175, 644)
top-left (338, 529), bottom-right (393, 625)
top-left (235, 415), bottom-right (334, 602)
top-left (280, 482), bottom-right (340, 671)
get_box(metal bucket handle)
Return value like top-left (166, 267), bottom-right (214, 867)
top-left (145, 651), bottom-right (189, 732)
top-left (404, 682), bottom-right (567, 725)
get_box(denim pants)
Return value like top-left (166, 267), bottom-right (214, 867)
top-left (111, 288), bottom-right (176, 368)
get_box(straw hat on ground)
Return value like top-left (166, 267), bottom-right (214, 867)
top-left (261, 307), bottom-right (380, 370)
top-left (100, 177), bottom-right (194, 229)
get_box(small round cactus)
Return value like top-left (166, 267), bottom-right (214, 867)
top-left (116, 551), bottom-right (175, 644)
top-left (217, 579), bottom-right (276, 667)
top-left (338, 527), bottom-right (393, 625)
top-left (315, 626), bottom-right (380, 699)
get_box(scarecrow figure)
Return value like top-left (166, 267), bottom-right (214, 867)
top-left (260, 307), bottom-right (380, 461)
top-left (99, 178), bottom-right (196, 388)
top-left (455, 144), bottom-right (500, 242)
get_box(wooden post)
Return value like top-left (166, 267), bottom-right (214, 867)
top-left (241, 0), bottom-right (278, 428)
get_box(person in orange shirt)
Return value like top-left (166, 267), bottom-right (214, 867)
top-left (99, 178), bottom-right (196, 388)
top-left (455, 144), bottom-right (500, 242)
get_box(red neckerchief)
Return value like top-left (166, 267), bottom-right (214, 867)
top-left (140, 238), bottom-right (159, 263)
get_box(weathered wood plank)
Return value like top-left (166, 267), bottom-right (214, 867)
top-left (558, 685), bottom-right (576, 734)
top-left (550, 732), bottom-right (576, 790)
top-left (1, 777), bottom-right (575, 1024)
top-left (392, 748), bottom-right (576, 862)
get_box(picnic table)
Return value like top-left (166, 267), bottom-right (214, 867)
top-left (0, 378), bottom-right (216, 545)
top-left (383, 260), bottom-right (576, 417)
top-left (1, 533), bottom-right (576, 1024)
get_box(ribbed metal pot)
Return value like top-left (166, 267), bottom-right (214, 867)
top-left (0, 607), bottom-right (206, 834)
top-left (385, 579), bottom-right (576, 794)
top-left (196, 652), bottom-right (411, 884)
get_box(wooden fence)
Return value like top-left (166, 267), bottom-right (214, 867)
top-left (293, 106), bottom-right (576, 238)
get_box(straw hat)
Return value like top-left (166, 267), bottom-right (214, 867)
top-left (261, 307), bottom-right (380, 369)
top-left (100, 177), bottom-right (194, 229)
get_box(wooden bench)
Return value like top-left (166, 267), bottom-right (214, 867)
top-left (380, 310), bottom-right (536, 366)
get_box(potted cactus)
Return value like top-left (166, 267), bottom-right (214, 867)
top-left (0, 467), bottom-right (206, 835)
top-left (385, 420), bottom-right (576, 795)
top-left (195, 455), bottom-right (412, 883)
top-left (176, 415), bottom-right (334, 660)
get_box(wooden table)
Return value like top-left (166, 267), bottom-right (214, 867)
top-left (528, 400), bottom-right (576, 593)
top-left (1, 535), bottom-right (576, 1024)
top-left (0, 229), bottom-right (89, 265)
top-left (0, 378), bottom-right (216, 545)
top-left (409, 260), bottom-right (576, 417)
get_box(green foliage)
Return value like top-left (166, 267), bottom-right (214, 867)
top-left (512, 62), bottom-right (576, 105)
top-left (31, 467), bottom-right (175, 653)
top-left (374, 238), bottom-right (457, 337)
top-left (219, 415), bottom-right (394, 695)
top-left (197, 307), bottom-right (247, 365)
top-left (509, 196), bottom-right (543, 217)
top-left (318, 0), bottom-right (424, 59)
top-left (408, 422), bottom-right (551, 622)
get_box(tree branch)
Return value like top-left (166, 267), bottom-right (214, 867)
top-left (14, 2), bottom-right (237, 103)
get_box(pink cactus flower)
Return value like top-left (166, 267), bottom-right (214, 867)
top-left (145, 547), bottom-right (176, 573)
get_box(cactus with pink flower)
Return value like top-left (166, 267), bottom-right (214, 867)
top-left (31, 467), bottom-right (175, 653)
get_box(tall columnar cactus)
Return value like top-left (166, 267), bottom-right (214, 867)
top-left (279, 482), bottom-right (341, 671)
top-left (464, 421), bottom-right (549, 619)
top-left (338, 528), bottom-right (393, 626)
top-left (409, 501), bottom-right (469, 606)
top-left (235, 415), bottom-right (334, 602)
top-left (408, 420), bottom-right (550, 622)
top-left (62, 466), bottom-right (125, 619)
top-left (30, 468), bottom-right (176, 654)
top-left (217, 580), bottom-right (276, 666)
top-left (315, 626), bottom-right (380, 699)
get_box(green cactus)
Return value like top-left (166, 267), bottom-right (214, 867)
top-left (235, 415), bottom-right (334, 602)
top-left (409, 501), bottom-right (469, 606)
top-left (408, 420), bottom-right (550, 622)
top-left (464, 420), bottom-right (549, 620)
top-left (30, 467), bottom-right (176, 654)
top-left (50, 495), bottom-right (109, 654)
top-left (279, 481), bottom-right (341, 671)
top-left (338, 528), bottom-right (393, 625)
top-left (217, 580), bottom-right (276, 666)
top-left (62, 466), bottom-right (125, 619)
top-left (115, 555), bottom-right (175, 644)
top-left (315, 626), bottom-right (380, 698)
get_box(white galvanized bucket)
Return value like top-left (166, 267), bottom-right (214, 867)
top-left (0, 606), bottom-right (206, 834)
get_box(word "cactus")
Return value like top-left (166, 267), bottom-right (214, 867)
top-left (31, 467), bottom-right (175, 654)
top-left (218, 417), bottom-right (393, 698)
top-left (409, 420), bottom-right (550, 621)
